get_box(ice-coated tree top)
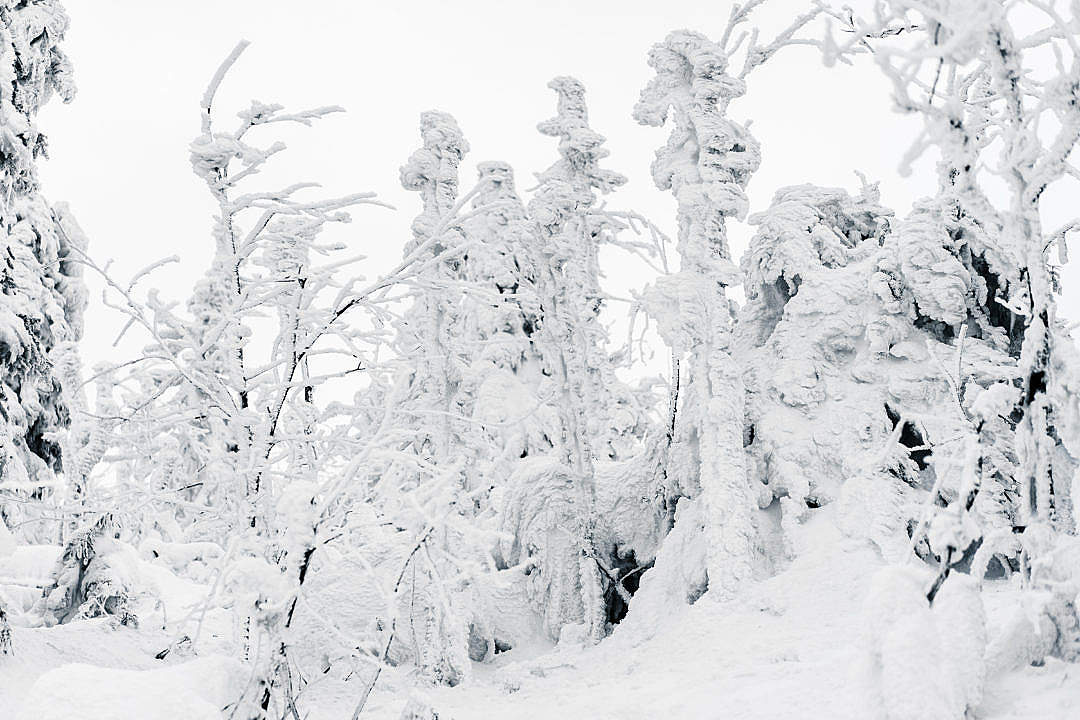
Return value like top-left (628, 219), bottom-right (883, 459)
top-left (634, 30), bottom-right (760, 196)
top-left (536, 76), bottom-right (626, 196)
top-left (634, 29), bottom-right (763, 277)
top-left (400, 110), bottom-right (469, 246)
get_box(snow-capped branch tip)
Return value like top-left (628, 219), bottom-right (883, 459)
top-left (419, 109), bottom-right (469, 159)
top-left (201, 40), bottom-right (251, 133)
top-left (635, 3), bottom-right (823, 127)
top-left (537, 76), bottom-right (589, 135)
top-left (399, 111), bottom-right (470, 243)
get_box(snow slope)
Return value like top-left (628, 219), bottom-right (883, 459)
top-left (2, 510), bottom-right (1078, 719)
top-left (0, 543), bottom-right (237, 719)
top-left (415, 511), bottom-right (1080, 720)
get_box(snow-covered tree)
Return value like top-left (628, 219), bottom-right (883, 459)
top-left (738, 184), bottom-right (904, 554)
top-left (496, 76), bottom-right (632, 643)
top-left (824, 0), bottom-right (1080, 543)
top-left (354, 111), bottom-right (482, 688)
top-left (390, 111), bottom-right (472, 487)
top-left (812, 3), bottom-right (1080, 711)
top-left (64, 41), bottom-right (462, 717)
top-left (0, 0), bottom-right (85, 545)
top-left (633, 27), bottom-right (764, 601)
top-left (533, 77), bottom-right (644, 463)
top-left (36, 512), bottom-right (137, 627)
top-left (458, 160), bottom-right (552, 479)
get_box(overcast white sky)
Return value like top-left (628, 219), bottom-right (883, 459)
top-left (37, 1), bottom-right (1080, 370)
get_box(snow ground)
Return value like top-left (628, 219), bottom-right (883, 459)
top-left (2, 512), bottom-right (1077, 719)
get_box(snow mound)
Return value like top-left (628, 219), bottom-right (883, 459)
top-left (16, 655), bottom-right (245, 720)
top-left (858, 565), bottom-right (987, 720)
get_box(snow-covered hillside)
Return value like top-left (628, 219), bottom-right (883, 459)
top-left (4, 507), bottom-right (1079, 719)
top-left (4, 1), bottom-right (1080, 719)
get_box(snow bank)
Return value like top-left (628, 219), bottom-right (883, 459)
top-left (0, 544), bottom-right (60, 615)
top-left (16, 655), bottom-right (245, 720)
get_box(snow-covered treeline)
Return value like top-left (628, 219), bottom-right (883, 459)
top-left (3, 1), bottom-right (1080, 719)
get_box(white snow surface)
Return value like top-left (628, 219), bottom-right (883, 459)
top-left (16, 656), bottom-right (246, 720)
top-left (3, 508), bottom-right (1077, 719)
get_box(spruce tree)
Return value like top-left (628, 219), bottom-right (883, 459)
top-left (0, 0), bottom-right (86, 544)
top-left (634, 30), bottom-right (759, 600)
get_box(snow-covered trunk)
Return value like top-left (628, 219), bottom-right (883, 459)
top-left (990, 26), bottom-right (1064, 530)
top-left (191, 47), bottom-right (265, 671)
top-left (534, 234), bottom-right (605, 638)
top-left (193, 44), bottom-right (263, 534)
top-left (695, 338), bottom-right (752, 597)
top-left (634, 31), bottom-right (758, 599)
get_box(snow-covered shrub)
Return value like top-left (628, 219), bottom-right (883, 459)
top-left (737, 183), bottom-right (954, 559)
top-left (0, 603), bottom-right (8, 654)
top-left (739, 171), bottom-right (1058, 575)
top-left (981, 529), bottom-right (1080, 670)
top-left (458, 564), bottom-right (545, 661)
top-left (614, 496), bottom-right (708, 640)
top-left (393, 556), bottom-right (472, 687)
top-left (0, 518), bottom-right (10, 651)
top-left (498, 458), bottom-right (589, 641)
top-left (36, 513), bottom-right (137, 627)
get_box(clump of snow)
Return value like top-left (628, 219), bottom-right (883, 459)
top-left (858, 565), bottom-right (987, 720)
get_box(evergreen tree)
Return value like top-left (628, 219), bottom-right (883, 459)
top-left (504, 76), bottom-right (628, 641)
top-left (634, 30), bottom-right (760, 600)
top-left (0, 0), bottom-right (86, 545)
